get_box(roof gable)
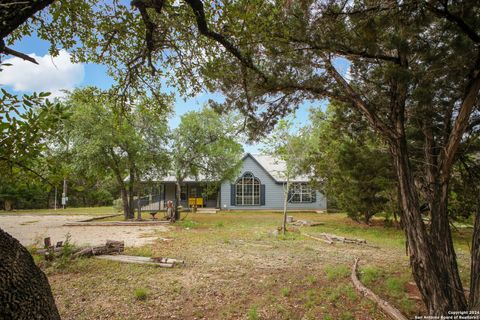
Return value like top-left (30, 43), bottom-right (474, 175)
top-left (242, 153), bottom-right (310, 183)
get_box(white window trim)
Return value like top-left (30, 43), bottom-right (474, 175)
top-left (235, 173), bottom-right (261, 206)
top-left (290, 183), bottom-right (313, 203)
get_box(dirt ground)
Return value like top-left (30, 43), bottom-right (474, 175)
top-left (0, 214), bottom-right (169, 247)
top-left (31, 211), bottom-right (443, 320)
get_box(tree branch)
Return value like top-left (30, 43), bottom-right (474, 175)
top-left (0, 41), bottom-right (38, 64)
top-left (322, 55), bottom-right (396, 140)
top-left (441, 53), bottom-right (480, 180)
top-left (426, 1), bottom-right (480, 44)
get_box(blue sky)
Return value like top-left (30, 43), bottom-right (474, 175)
top-left (1, 34), bottom-right (336, 153)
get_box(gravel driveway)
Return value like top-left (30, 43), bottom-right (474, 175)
top-left (0, 215), bottom-right (168, 247)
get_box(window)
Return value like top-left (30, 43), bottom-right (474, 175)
top-left (235, 173), bottom-right (260, 206)
top-left (290, 183), bottom-right (313, 203)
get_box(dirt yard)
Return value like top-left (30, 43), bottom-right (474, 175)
top-left (6, 210), bottom-right (472, 319)
top-left (0, 214), bottom-right (169, 247)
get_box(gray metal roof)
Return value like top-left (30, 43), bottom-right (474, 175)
top-left (247, 154), bottom-right (311, 183)
top-left (133, 153), bottom-right (312, 183)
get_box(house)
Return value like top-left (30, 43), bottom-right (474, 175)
top-left (140, 153), bottom-right (326, 211)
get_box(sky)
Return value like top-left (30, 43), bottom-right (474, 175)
top-left (0, 34), bottom-right (336, 153)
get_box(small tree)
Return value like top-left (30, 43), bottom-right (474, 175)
top-left (304, 104), bottom-right (396, 224)
top-left (263, 119), bottom-right (306, 234)
top-left (65, 87), bottom-right (171, 219)
top-left (170, 107), bottom-right (243, 221)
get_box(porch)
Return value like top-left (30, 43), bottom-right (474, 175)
top-left (139, 182), bottom-right (220, 211)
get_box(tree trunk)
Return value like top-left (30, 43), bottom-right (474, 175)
top-left (120, 187), bottom-right (129, 220)
top-left (392, 139), bottom-right (467, 315)
top-left (470, 188), bottom-right (480, 310)
top-left (282, 180), bottom-right (289, 235)
top-left (126, 169), bottom-right (135, 220)
top-left (0, 228), bottom-right (60, 319)
top-left (174, 180), bottom-right (181, 221)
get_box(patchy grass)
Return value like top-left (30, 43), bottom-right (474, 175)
top-left (32, 210), bottom-right (472, 319)
top-left (324, 265), bottom-right (350, 281)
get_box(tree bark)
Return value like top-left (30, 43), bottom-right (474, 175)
top-left (392, 137), bottom-right (467, 315)
top-left (0, 228), bottom-right (60, 319)
top-left (126, 167), bottom-right (135, 220)
top-left (470, 189), bottom-right (480, 310)
top-left (174, 180), bottom-right (181, 221)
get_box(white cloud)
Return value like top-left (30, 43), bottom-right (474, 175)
top-left (0, 50), bottom-right (84, 98)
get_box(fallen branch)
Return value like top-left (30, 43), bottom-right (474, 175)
top-left (73, 240), bottom-right (124, 258)
top-left (303, 233), bottom-right (334, 245)
top-left (95, 255), bottom-right (184, 268)
top-left (351, 258), bottom-right (408, 320)
top-left (320, 232), bottom-right (367, 244)
top-left (287, 216), bottom-right (324, 227)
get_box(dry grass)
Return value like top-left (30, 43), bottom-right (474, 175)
top-left (36, 210), bottom-right (471, 319)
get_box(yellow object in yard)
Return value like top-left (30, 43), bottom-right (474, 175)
top-left (188, 197), bottom-right (203, 207)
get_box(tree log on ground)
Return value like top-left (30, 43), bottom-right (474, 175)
top-left (0, 228), bottom-right (60, 320)
top-left (351, 258), bottom-right (408, 320)
top-left (73, 240), bottom-right (124, 258)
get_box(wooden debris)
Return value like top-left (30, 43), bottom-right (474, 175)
top-left (73, 240), bottom-right (124, 258)
top-left (351, 258), bottom-right (408, 320)
top-left (44, 237), bottom-right (51, 249)
top-left (303, 232), bottom-right (375, 247)
top-left (78, 213), bottom-right (123, 222)
top-left (289, 218), bottom-right (324, 227)
top-left (95, 255), bottom-right (184, 268)
top-left (303, 233), bottom-right (334, 245)
top-left (320, 233), bottom-right (366, 244)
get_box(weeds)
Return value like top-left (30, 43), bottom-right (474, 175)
top-left (134, 287), bottom-right (148, 301)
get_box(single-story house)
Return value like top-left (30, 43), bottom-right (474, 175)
top-left (139, 153), bottom-right (326, 211)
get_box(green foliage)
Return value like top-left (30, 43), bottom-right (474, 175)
top-left (133, 288), bottom-right (148, 301)
top-left (302, 104), bottom-right (397, 223)
top-left (63, 87), bottom-right (171, 217)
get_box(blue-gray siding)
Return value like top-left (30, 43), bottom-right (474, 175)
top-left (220, 155), bottom-right (326, 210)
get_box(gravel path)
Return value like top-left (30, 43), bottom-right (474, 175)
top-left (0, 215), bottom-right (169, 247)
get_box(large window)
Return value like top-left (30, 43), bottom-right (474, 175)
top-left (235, 173), bottom-right (260, 206)
top-left (290, 183), bottom-right (313, 203)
